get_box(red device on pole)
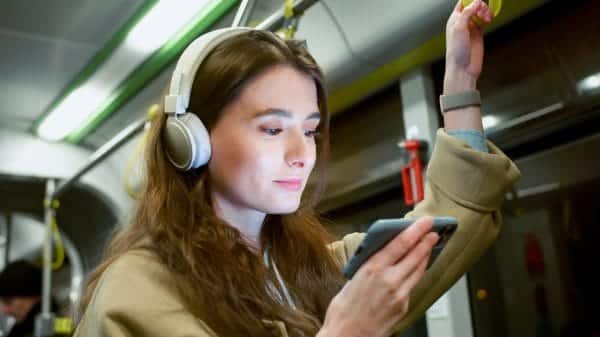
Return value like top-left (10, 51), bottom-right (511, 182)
top-left (400, 140), bottom-right (425, 206)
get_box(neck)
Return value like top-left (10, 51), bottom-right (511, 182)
top-left (211, 192), bottom-right (266, 251)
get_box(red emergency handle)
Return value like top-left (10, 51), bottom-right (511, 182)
top-left (401, 140), bottom-right (424, 206)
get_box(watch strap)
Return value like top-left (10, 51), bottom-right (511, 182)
top-left (440, 90), bottom-right (481, 113)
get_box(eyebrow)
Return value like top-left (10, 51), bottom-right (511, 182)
top-left (254, 108), bottom-right (320, 120)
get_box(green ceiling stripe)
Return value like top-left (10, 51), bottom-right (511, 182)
top-left (327, 0), bottom-right (548, 114)
top-left (30, 0), bottom-right (158, 132)
top-left (67, 0), bottom-right (239, 143)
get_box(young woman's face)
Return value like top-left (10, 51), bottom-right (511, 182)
top-left (208, 64), bottom-right (320, 214)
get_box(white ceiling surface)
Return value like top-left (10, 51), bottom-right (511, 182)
top-left (0, 0), bottom-right (145, 133)
top-left (324, 0), bottom-right (453, 66)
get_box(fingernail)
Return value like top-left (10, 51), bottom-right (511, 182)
top-left (430, 232), bottom-right (440, 244)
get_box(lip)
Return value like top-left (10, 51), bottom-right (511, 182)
top-left (274, 179), bottom-right (303, 191)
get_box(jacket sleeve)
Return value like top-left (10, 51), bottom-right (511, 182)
top-left (73, 252), bottom-right (218, 337)
top-left (397, 129), bottom-right (520, 332)
top-left (329, 129), bottom-right (520, 333)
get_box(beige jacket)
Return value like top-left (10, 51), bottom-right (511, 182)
top-left (74, 130), bottom-right (520, 337)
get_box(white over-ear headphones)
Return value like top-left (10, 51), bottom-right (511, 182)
top-left (163, 27), bottom-right (254, 171)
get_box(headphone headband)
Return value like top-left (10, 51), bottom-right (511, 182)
top-left (164, 27), bottom-right (253, 115)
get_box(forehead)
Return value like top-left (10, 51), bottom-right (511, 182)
top-left (233, 65), bottom-right (320, 118)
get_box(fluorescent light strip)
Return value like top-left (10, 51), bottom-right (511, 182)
top-left (578, 72), bottom-right (600, 94)
top-left (482, 115), bottom-right (500, 129)
top-left (38, 0), bottom-right (220, 141)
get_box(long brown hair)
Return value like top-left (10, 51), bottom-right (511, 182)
top-left (80, 30), bottom-right (345, 337)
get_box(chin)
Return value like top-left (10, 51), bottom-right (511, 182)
top-left (263, 201), bottom-right (301, 215)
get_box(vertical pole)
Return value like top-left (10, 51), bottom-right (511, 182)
top-left (42, 179), bottom-right (55, 315)
top-left (4, 212), bottom-right (11, 266)
top-left (35, 179), bottom-right (56, 337)
top-left (399, 67), bottom-right (439, 158)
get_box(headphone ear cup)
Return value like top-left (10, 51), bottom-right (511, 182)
top-left (164, 113), bottom-right (211, 171)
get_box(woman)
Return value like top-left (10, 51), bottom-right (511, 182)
top-left (75, 1), bottom-right (519, 337)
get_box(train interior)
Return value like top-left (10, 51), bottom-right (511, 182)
top-left (1, 0), bottom-right (599, 336)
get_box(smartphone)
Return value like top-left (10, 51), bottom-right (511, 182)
top-left (343, 217), bottom-right (458, 279)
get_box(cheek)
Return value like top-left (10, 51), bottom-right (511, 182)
top-left (210, 138), bottom-right (242, 184)
top-left (209, 131), bottom-right (277, 191)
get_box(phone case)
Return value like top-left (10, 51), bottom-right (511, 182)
top-left (343, 217), bottom-right (458, 279)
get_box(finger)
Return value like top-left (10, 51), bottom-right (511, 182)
top-left (415, 252), bottom-right (430, 279)
top-left (394, 251), bottom-right (430, 300)
top-left (486, 6), bottom-right (495, 21)
top-left (369, 216), bottom-right (434, 266)
top-left (410, 253), bottom-right (430, 286)
top-left (459, 0), bottom-right (482, 27)
top-left (388, 232), bottom-right (439, 282)
top-left (476, 3), bottom-right (492, 23)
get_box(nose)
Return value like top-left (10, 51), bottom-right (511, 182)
top-left (285, 129), bottom-right (309, 168)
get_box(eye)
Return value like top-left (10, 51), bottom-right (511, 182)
top-left (305, 129), bottom-right (320, 138)
top-left (261, 127), bottom-right (282, 136)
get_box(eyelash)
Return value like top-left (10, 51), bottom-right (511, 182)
top-left (305, 130), bottom-right (321, 138)
top-left (261, 128), bottom-right (320, 138)
top-left (262, 128), bottom-right (282, 136)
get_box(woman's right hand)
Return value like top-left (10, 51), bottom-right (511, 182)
top-left (319, 217), bottom-right (439, 337)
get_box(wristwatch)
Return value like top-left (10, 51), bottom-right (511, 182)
top-left (439, 90), bottom-right (481, 113)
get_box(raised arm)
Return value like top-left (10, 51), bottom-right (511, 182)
top-left (394, 0), bottom-right (521, 332)
top-left (443, 0), bottom-right (490, 133)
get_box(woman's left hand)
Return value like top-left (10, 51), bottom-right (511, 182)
top-left (444, 0), bottom-right (495, 93)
